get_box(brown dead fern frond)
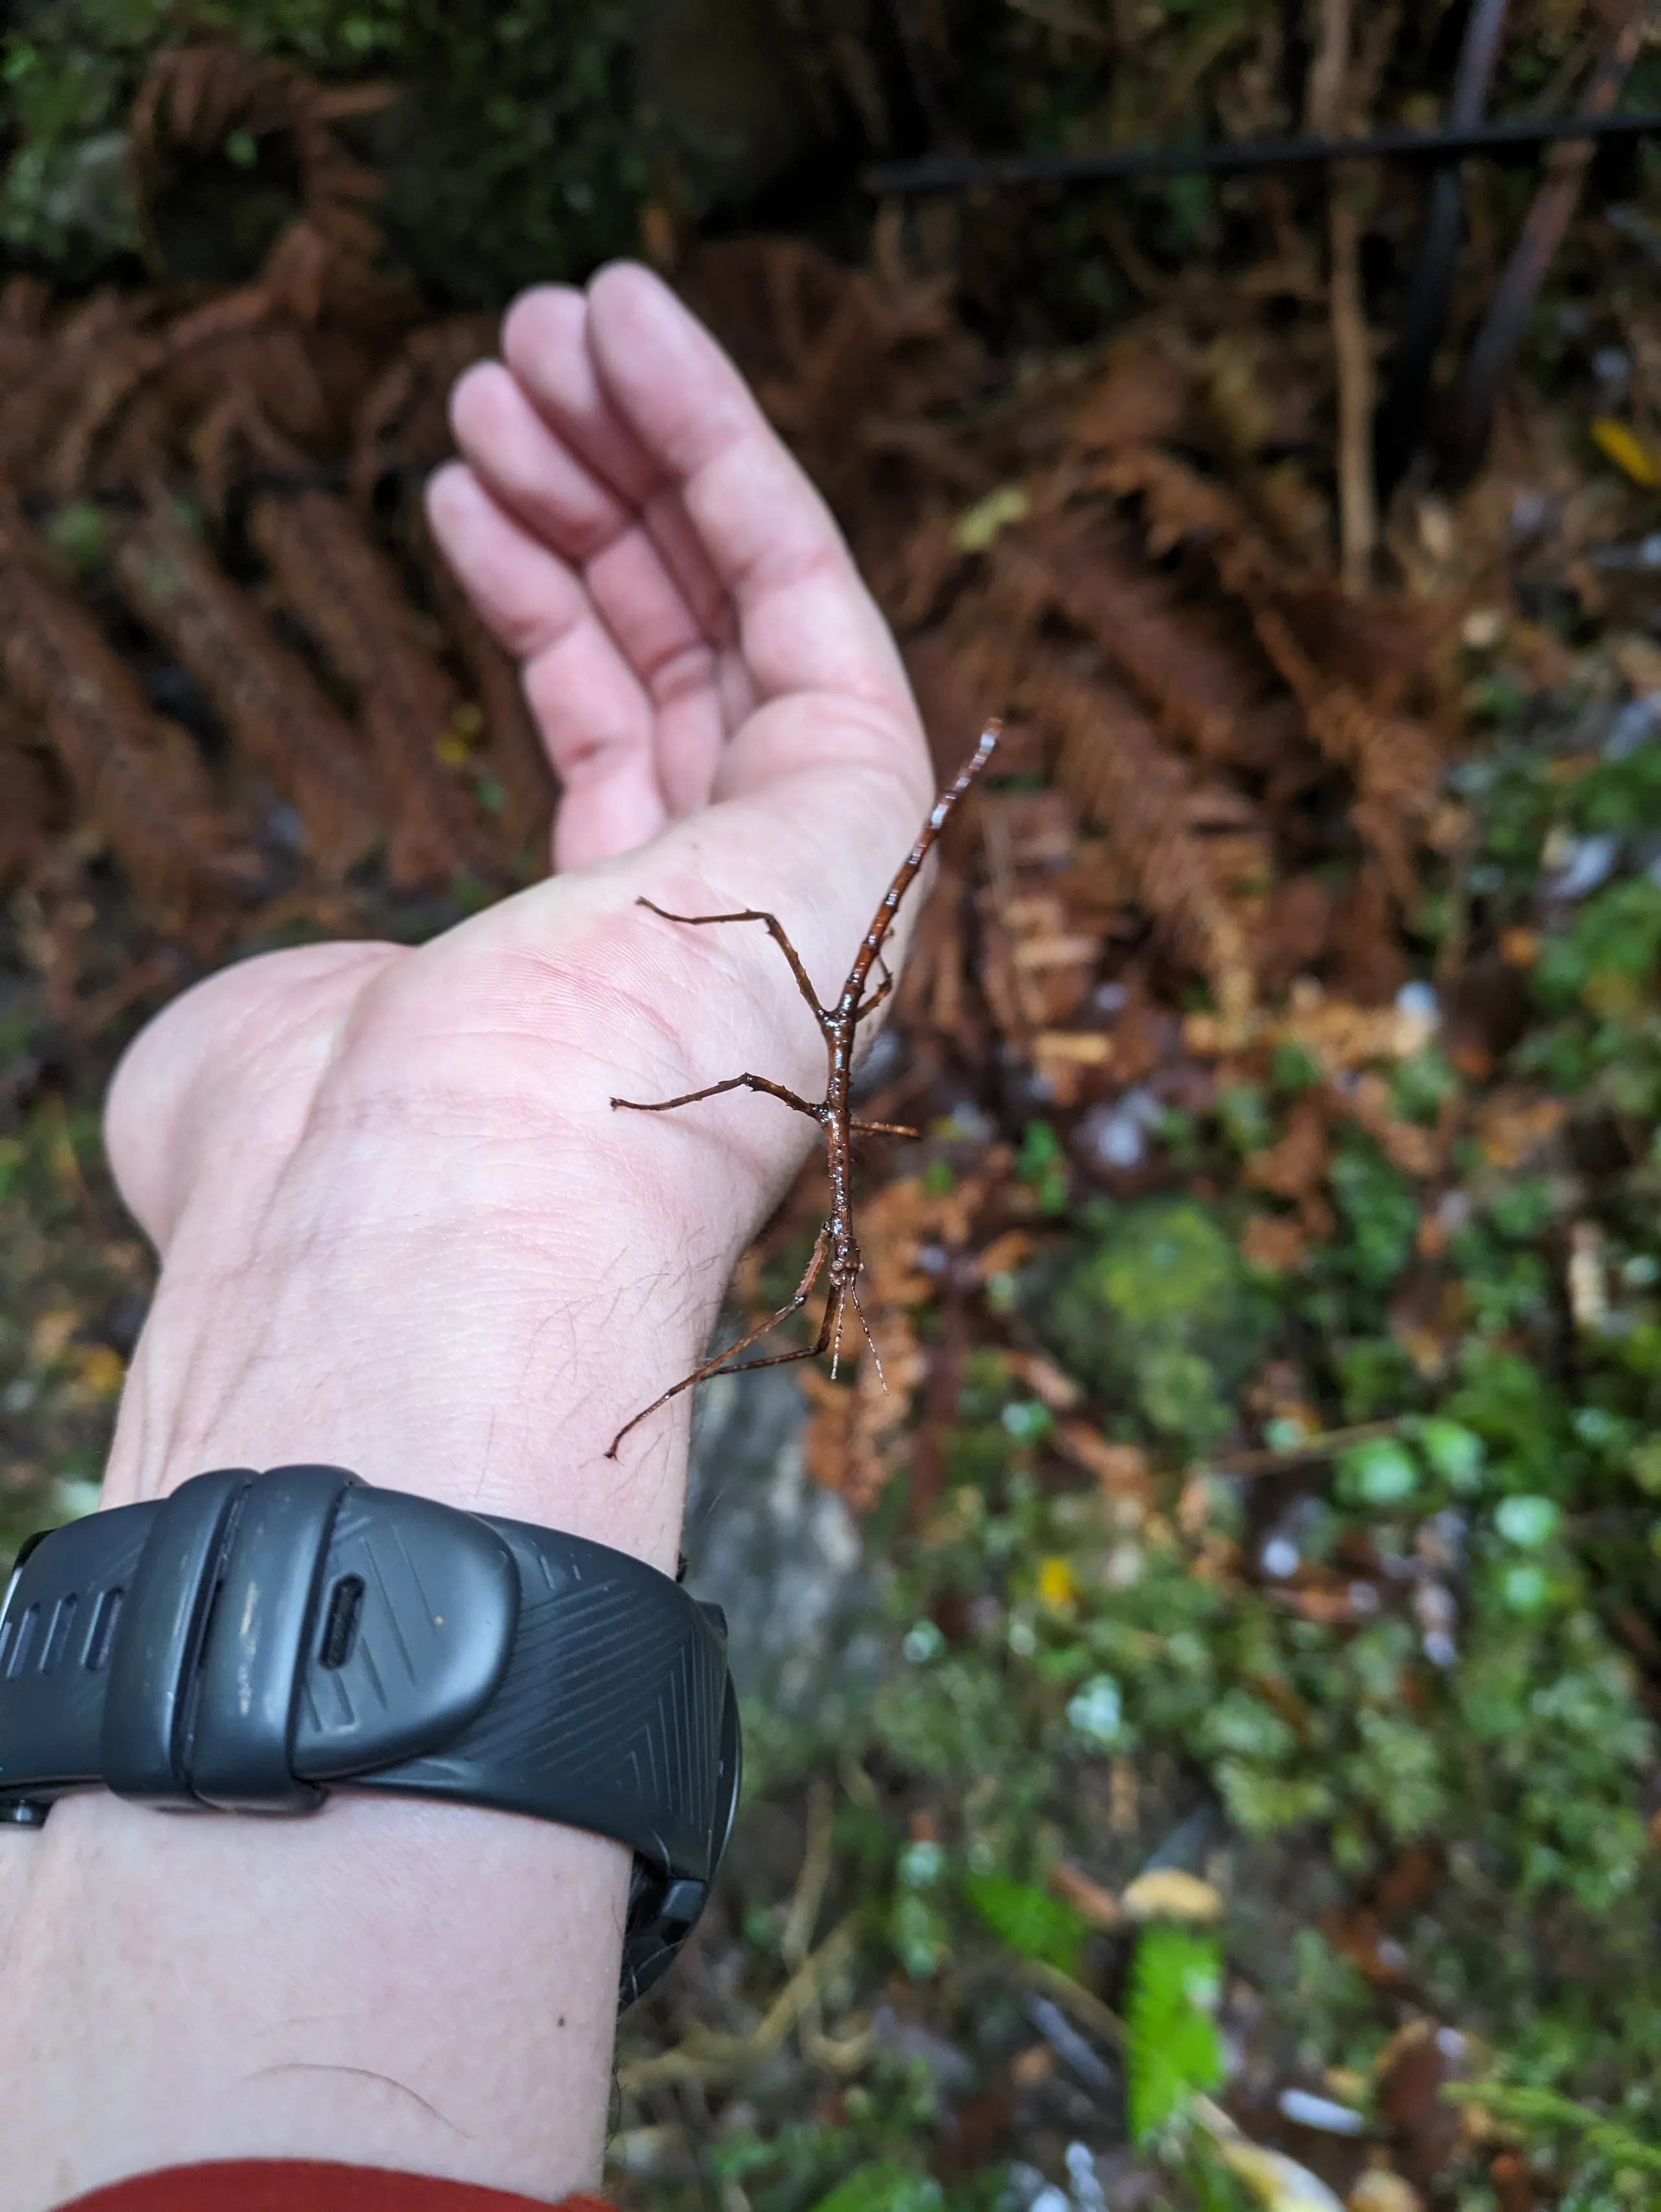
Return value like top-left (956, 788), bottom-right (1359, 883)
top-left (1067, 330), bottom-right (1200, 457)
top-left (77, 43), bottom-right (413, 488)
top-left (1025, 650), bottom-right (1254, 1024)
top-left (110, 500), bottom-right (382, 879)
top-left (250, 486), bottom-right (498, 886)
top-left (47, 278), bottom-right (365, 499)
top-left (0, 297), bottom-right (167, 496)
top-left (988, 513), bottom-right (1291, 771)
top-left (1236, 595), bottom-right (1443, 899)
top-left (690, 236), bottom-right (984, 524)
top-left (130, 39), bottom-right (397, 289)
top-left (1106, 444), bottom-right (1444, 894)
top-left (1102, 442), bottom-right (1260, 565)
top-left (350, 316), bottom-right (498, 509)
top-left (0, 698), bottom-right (66, 891)
top-left (0, 514), bottom-right (260, 919)
top-left (47, 337), bottom-right (171, 500)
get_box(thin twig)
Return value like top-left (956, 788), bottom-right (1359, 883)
top-left (615, 1914), bottom-right (862, 2095)
top-left (1329, 193), bottom-right (1377, 590)
top-left (1204, 1416), bottom-right (1400, 1479)
top-left (1455, 0), bottom-right (1648, 466)
top-left (1309, 0), bottom-right (1377, 591)
top-left (606, 722), bottom-right (1001, 1458)
top-left (780, 1777), bottom-right (835, 1971)
top-left (1019, 1958), bottom-right (1126, 2052)
top-left (1304, 0), bottom-right (1351, 145)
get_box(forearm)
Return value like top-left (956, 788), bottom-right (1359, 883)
top-left (0, 246), bottom-right (940, 2211)
top-left (0, 1115), bottom-right (725, 2210)
top-left (0, 1788), bottom-right (625, 2206)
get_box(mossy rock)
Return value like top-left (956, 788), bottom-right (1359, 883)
top-left (1032, 1197), bottom-right (1274, 1452)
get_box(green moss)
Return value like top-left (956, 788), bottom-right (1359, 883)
top-left (871, 1655), bottom-right (1021, 1781)
top-left (1034, 1197), bottom-right (1273, 1451)
top-left (1326, 1130), bottom-right (1419, 1293)
top-left (1535, 881), bottom-right (1661, 1016)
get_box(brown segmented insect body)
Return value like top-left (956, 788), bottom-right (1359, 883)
top-left (605, 720), bottom-right (1002, 1459)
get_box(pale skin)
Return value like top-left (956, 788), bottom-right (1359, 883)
top-left (0, 264), bottom-right (934, 2209)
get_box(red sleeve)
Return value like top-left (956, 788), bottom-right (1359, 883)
top-left (55, 2162), bottom-right (614, 2211)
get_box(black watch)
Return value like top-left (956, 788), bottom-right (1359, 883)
top-left (0, 1465), bottom-right (740, 2007)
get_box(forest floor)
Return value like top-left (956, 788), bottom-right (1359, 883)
top-left (4, 30), bottom-right (1661, 2212)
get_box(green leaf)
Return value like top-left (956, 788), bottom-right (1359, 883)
top-left (44, 501), bottom-right (107, 574)
top-left (810, 2162), bottom-right (945, 2212)
top-left (962, 1870), bottom-right (1089, 1974)
top-left (1270, 1040), bottom-right (1322, 1092)
top-left (1416, 1417), bottom-right (1485, 1491)
top-left (1338, 1438), bottom-right (1418, 1507)
top-left (1017, 1118), bottom-right (1063, 1176)
top-left (1494, 1494), bottom-right (1562, 1547)
top-left (1498, 1561), bottom-right (1554, 1615)
top-left (1126, 1925), bottom-right (1224, 2145)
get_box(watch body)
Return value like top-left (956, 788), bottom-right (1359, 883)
top-left (0, 1466), bottom-right (740, 2006)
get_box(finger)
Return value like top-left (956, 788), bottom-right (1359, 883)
top-left (426, 464), bottom-right (672, 864)
top-left (448, 358), bottom-right (631, 565)
top-left (498, 286), bottom-right (731, 640)
top-left (581, 265), bottom-right (914, 723)
top-left (450, 361), bottom-right (738, 733)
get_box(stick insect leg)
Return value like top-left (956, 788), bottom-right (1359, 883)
top-left (637, 897), bottom-right (825, 1022)
top-left (698, 1287), bottom-right (840, 1389)
top-left (605, 1222), bottom-right (832, 1459)
top-left (849, 1276), bottom-right (886, 1391)
top-left (853, 953), bottom-right (894, 1025)
top-left (612, 1071), bottom-right (823, 1121)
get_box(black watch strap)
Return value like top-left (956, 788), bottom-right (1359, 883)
top-left (0, 1466), bottom-right (740, 2006)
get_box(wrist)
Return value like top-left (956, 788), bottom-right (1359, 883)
top-left (3, 1115), bottom-right (729, 2205)
top-left (102, 1112), bottom-right (729, 1568)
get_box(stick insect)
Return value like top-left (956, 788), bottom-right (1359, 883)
top-left (605, 720), bottom-right (1001, 1460)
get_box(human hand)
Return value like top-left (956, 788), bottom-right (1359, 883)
top-left (0, 266), bottom-right (934, 2209)
top-left (101, 260), bottom-right (933, 1562)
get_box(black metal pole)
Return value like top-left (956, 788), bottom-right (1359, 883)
top-left (864, 105), bottom-right (1661, 196)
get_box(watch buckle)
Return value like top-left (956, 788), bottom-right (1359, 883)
top-left (101, 1465), bottom-right (354, 1815)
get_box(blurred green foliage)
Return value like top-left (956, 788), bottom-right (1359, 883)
top-left (1125, 1926), bottom-right (1224, 2146)
top-left (1, 0), bottom-right (648, 298)
top-left (961, 1869), bottom-right (1088, 1975)
top-left (1035, 1197), bottom-right (1275, 1452)
top-left (808, 2163), bottom-right (944, 2212)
